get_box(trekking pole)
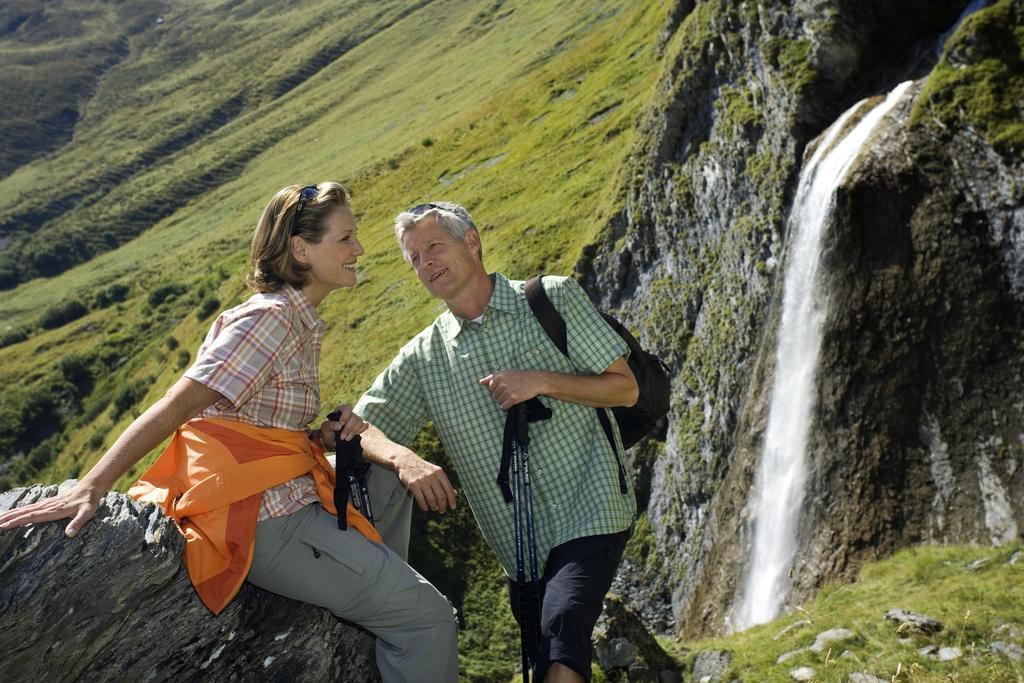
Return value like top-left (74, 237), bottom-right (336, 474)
top-left (498, 399), bottom-right (551, 683)
top-left (515, 404), bottom-right (542, 656)
top-left (510, 405), bottom-right (531, 683)
top-left (328, 411), bottom-right (374, 530)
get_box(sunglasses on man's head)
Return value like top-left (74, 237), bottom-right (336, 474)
top-left (408, 203), bottom-right (447, 216)
top-left (295, 185), bottom-right (319, 214)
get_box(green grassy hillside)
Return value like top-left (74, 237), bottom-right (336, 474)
top-left (0, 0), bottom-right (669, 492)
top-left (667, 544), bottom-right (1024, 683)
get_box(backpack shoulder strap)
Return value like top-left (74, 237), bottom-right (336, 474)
top-left (524, 275), bottom-right (568, 356)
top-left (524, 276), bottom-right (629, 493)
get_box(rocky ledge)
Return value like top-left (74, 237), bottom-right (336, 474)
top-left (0, 482), bottom-right (378, 682)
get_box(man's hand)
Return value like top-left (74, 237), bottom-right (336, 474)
top-left (478, 370), bottom-right (548, 410)
top-left (359, 424), bottom-right (458, 514)
top-left (0, 482), bottom-right (103, 538)
top-left (317, 404), bottom-right (369, 450)
top-left (393, 450), bottom-right (459, 514)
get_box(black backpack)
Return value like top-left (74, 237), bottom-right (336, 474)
top-left (524, 276), bottom-right (671, 456)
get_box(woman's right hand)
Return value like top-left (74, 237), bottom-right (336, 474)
top-left (0, 483), bottom-right (103, 538)
top-left (318, 404), bottom-right (368, 450)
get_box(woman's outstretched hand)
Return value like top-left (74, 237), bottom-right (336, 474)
top-left (0, 483), bottom-right (103, 538)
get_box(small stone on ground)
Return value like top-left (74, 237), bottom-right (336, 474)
top-left (849, 674), bottom-right (887, 683)
top-left (810, 628), bottom-right (855, 653)
top-left (692, 650), bottom-right (732, 682)
top-left (966, 557), bottom-right (991, 571)
top-left (790, 666), bottom-right (815, 681)
top-left (774, 619), bottom-right (811, 641)
top-left (885, 608), bottom-right (945, 635)
top-left (990, 641), bottom-right (1024, 662)
top-left (994, 623), bottom-right (1023, 640)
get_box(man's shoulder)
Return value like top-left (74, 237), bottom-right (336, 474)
top-left (506, 273), bottom-right (575, 299)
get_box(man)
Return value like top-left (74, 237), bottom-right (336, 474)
top-left (351, 202), bottom-right (638, 683)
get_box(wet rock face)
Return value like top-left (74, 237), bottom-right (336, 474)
top-left (580, 0), bottom-right (1021, 637)
top-left (797, 81), bottom-right (1024, 600)
top-left (0, 483), bottom-right (378, 682)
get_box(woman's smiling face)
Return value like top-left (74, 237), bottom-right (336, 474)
top-left (297, 205), bottom-right (364, 299)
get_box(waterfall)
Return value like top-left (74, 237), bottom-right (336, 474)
top-left (733, 81), bottom-right (914, 631)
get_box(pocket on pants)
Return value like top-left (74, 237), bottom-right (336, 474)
top-left (300, 518), bottom-right (371, 576)
top-left (252, 506), bottom-right (314, 578)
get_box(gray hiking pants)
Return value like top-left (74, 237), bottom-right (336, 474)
top-left (247, 465), bottom-right (458, 682)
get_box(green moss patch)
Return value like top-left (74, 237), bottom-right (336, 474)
top-left (913, 0), bottom-right (1024, 157)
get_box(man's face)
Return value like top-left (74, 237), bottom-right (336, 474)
top-left (402, 215), bottom-right (483, 301)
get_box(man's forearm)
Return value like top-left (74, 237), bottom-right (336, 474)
top-left (480, 357), bottom-right (639, 411)
top-left (534, 369), bottom-right (637, 408)
top-left (359, 423), bottom-right (459, 512)
top-left (360, 423), bottom-right (417, 471)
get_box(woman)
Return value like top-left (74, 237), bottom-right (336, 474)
top-left (0, 183), bottom-right (458, 682)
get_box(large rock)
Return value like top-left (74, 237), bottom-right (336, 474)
top-left (593, 593), bottom-right (682, 682)
top-left (0, 483), bottom-right (378, 682)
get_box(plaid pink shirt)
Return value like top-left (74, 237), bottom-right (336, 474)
top-left (185, 284), bottom-right (322, 519)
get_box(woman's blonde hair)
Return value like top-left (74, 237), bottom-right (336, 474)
top-left (248, 182), bottom-right (350, 292)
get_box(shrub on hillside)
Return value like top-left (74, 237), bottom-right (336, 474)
top-left (40, 299), bottom-right (88, 329)
top-left (111, 378), bottom-right (153, 418)
top-left (196, 296), bottom-right (220, 320)
top-left (93, 283), bottom-right (131, 309)
top-left (146, 282), bottom-right (188, 308)
top-left (0, 327), bottom-right (28, 348)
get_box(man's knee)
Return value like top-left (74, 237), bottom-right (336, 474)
top-left (542, 597), bottom-right (601, 645)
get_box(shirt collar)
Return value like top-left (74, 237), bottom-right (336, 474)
top-left (441, 273), bottom-right (519, 341)
top-left (281, 284), bottom-right (325, 330)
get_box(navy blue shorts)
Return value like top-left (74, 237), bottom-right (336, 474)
top-left (507, 530), bottom-right (630, 681)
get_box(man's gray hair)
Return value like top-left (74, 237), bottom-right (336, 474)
top-left (394, 201), bottom-right (483, 262)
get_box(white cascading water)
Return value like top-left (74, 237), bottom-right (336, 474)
top-left (734, 80), bottom-right (914, 630)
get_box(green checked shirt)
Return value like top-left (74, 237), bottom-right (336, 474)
top-left (355, 273), bottom-right (636, 577)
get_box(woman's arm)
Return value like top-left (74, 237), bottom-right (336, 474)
top-left (0, 377), bottom-right (223, 537)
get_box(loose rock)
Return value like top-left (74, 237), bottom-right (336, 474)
top-left (966, 557), bottom-right (991, 571)
top-left (990, 641), bottom-right (1024, 662)
top-left (810, 628), bottom-right (855, 653)
top-left (593, 594), bottom-right (682, 682)
top-left (885, 608), bottom-right (945, 635)
top-left (691, 650), bottom-right (732, 682)
top-left (790, 666), bottom-right (815, 681)
top-left (994, 623), bottom-right (1024, 640)
top-left (774, 619), bottom-right (811, 641)
top-left (936, 647), bottom-right (962, 661)
top-left (849, 674), bottom-right (887, 683)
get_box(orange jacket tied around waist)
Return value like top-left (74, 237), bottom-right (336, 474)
top-left (128, 417), bottom-right (381, 614)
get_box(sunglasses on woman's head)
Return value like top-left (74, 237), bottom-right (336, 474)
top-left (295, 185), bottom-right (319, 214)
